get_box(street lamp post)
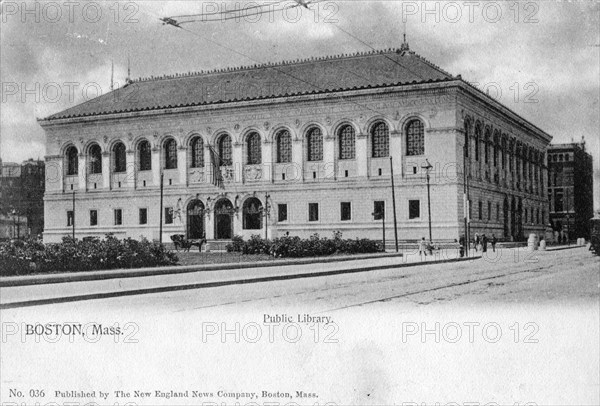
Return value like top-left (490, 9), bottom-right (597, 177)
top-left (422, 159), bottom-right (433, 243)
top-left (389, 156), bottom-right (399, 252)
top-left (264, 193), bottom-right (271, 240)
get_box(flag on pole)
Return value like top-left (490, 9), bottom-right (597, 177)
top-left (209, 145), bottom-right (224, 189)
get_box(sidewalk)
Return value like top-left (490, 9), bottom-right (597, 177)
top-left (0, 249), bottom-right (475, 309)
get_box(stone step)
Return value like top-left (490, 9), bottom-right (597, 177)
top-left (205, 239), bottom-right (232, 252)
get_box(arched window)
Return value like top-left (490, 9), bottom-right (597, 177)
top-left (307, 127), bottom-right (323, 161)
top-left (338, 125), bottom-right (355, 160)
top-left (243, 197), bottom-right (263, 230)
top-left (164, 138), bottom-right (177, 169)
top-left (493, 132), bottom-right (499, 167)
top-left (276, 130), bottom-right (292, 163)
top-left (138, 140), bottom-right (152, 171)
top-left (246, 132), bottom-right (262, 165)
top-left (66, 146), bottom-right (78, 175)
top-left (484, 128), bottom-right (491, 164)
top-left (113, 142), bottom-right (126, 173)
top-left (406, 119), bottom-right (424, 156)
top-left (464, 120), bottom-right (471, 158)
top-left (190, 137), bottom-right (204, 168)
top-left (501, 137), bottom-right (507, 169)
top-left (474, 123), bottom-right (482, 161)
top-left (218, 134), bottom-right (232, 167)
top-left (371, 122), bottom-right (389, 158)
top-left (89, 144), bottom-right (102, 174)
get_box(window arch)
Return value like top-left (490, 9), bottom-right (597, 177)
top-left (306, 127), bottom-right (323, 161)
top-left (138, 140), bottom-right (152, 171)
top-left (218, 134), bottom-right (232, 167)
top-left (164, 138), bottom-right (177, 169)
top-left (371, 122), bottom-right (389, 158)
top-left (88, 144), bottom-right (102, 174)
top-left (474, 122), bottom-right (482, 161)
top-left (246, 132), bottom-right (262, 165)
top-left (484, 127), bottom-right (491, 164)
top-left (190, 137), bottom-right (204, 168)
top-left (113, 142), bottom-right (126, 173)
top-left (464, 120), bottom-right (471, 157)
top-left (338, 125), bottom-right (355, 160)
top-left (406, 119), bottom-right (424, 156)
top-left (276, 130), bottom-right (292, 163)
top-left (65, 146), bottom-right (78, 175)
top-left (242, 197), bottom-right (263, 230)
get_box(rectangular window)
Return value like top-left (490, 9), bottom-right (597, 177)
top-left (478, 201), bottom-right (483, 220)
top-left (542, 210), bottom-right (545, 225)
top-left (408, 200), bottom-right (420, 219)
top-left (496, 203), bottom-right (500, 222)
top-left (67, 211), bottom-right (74, 227)
top-left (90, 210), bottom-right (98, 226)
top-left (139, 208), bottom-right (148, 225)
top-left (278, 204), bottom-right (288, 222)
top-left (308, 203), bottom-right (319, 222)
top-left (488, 201), bottom-right (492, 221)
top-left (114, 209), bottom-right (122, 226)
top-left (373, 201), bottom-right (385, 220)
top-left (555, 190), bottom-right (564, 212)
top-left (340, 202), bottom-right (352, 221)
top-left (165, 207), bottom-right (173, 224)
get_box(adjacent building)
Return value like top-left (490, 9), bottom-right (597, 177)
top-left (547, 140), bottom-right (594, 239)
top-left (39, 44), bottom-right (552, 244)
top-left (0, 159), bottom-right (45, 239)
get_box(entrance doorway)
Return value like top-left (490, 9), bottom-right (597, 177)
top-left (187, 200), bottom-right (205, 239)
top-left (214, 198), bottom-right (234, 239)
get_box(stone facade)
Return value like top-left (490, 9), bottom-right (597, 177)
top-left (547, 141), bottom-right (594, 239)
top-left (40, 50), bottom-right (552, 244)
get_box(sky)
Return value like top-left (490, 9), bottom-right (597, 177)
top-left (1, 0), bottom-right (599, 209)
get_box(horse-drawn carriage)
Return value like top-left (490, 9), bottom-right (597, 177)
top-left (170, 234), bottom-right (207, 252)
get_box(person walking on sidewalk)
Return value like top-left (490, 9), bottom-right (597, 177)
top-left (491, 234), bottom-right (497, 252)
top-left (418, 237), bottom-right (428, 260)
top-left (482, 234), bottom-right (488, 253)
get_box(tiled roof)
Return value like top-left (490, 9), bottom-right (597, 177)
top-left (43, 48), bottom-right (455, 121)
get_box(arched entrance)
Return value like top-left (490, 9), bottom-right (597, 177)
top-left (511, 196), bottom-right (517, 241)
top-left (187, 200), bottom-right (205, 240)
top-left (243, 197), bottom-right (263, 230)
top-left (503, 196), bottom-right (509, 239)
top-left (517, 197), bottom-right (523, 240)
top-left (214, 198), bottom-right (234, 239)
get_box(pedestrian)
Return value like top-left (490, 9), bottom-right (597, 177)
top-left (418, 237), bottom-right (427, 259)
top-left (482, 234), bottom-right (488, 253)
top-left (491, 234), bottom-right (497, 252)
top-left (474, 233), bottom-right (480, 252)
top-left (458, 235), bottom-right (465, 257)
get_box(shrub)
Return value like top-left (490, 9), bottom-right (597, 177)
top-left (226, 235), bottom-right (245, 253)
top-left (0, 235), bottom-right (178, 277)
top-left (230, 231), bottom-right (383, 258)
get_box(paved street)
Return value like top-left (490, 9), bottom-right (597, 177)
top-left (4, 246), bottom-right (595, 314)
top-left (2, 247), bottom-right (598, 405)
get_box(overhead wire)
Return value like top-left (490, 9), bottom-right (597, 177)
top-left (134, 2), bottom-right (441, 120)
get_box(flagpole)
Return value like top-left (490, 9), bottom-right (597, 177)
top-left (159, 171), bottom-right (164, 244)
top-left (72, 190), bottom-right (75, 240)
top-left (390, 156), bottom-right (399, 252)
